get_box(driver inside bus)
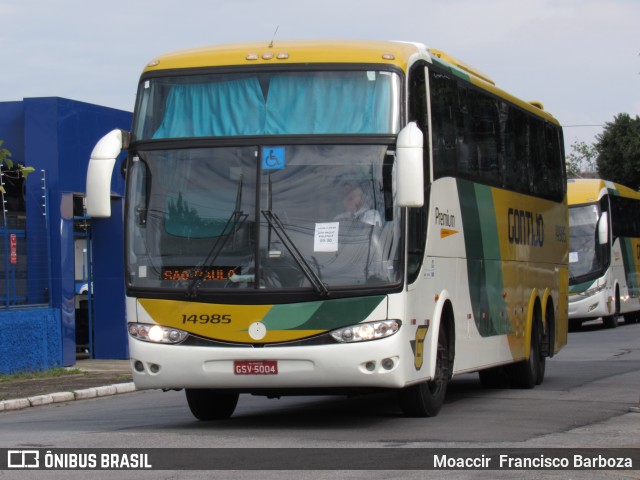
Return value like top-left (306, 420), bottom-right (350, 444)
top-left (334, 183), bottom-right (382, 227)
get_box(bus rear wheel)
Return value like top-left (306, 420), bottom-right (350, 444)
top-left (507, 317), bottom-right (543, 389)
top-left (398, 325), bottom-right (448, 417)
top-left (185, 389), bottom-right (239, 420)
top-left (624, 312), bottom-right (640, 324)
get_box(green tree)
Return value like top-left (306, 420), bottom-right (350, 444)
top-left (566, 140), bottom-right (597, 178)
top-left (0, 140), bottom-right (13, 195)
top-left (0, 140), bottom-right (34, 200)
top-left (0, 140), bottom-right (11, 167)
top-left (595, 113), bottom-right (640, 190)
top-left (0, 140), bottom-right (35, 179)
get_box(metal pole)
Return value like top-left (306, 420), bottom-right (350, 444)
top-left (1, 170), bottom-right (8, 309)
top-left (42, 170), bottom-right (52, 305)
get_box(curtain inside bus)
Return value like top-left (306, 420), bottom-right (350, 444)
top-left (264, 72), bottom-right (393, 134)
top-left (152, 77), bottom-right (266, 138)
top-left (151, 72), bottom-right (395, 138)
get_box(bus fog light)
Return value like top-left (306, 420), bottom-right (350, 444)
top-left (134, 360), bottom-right (145, 372)
top-left (365, 361), bottom-right (376, 371)
top-left (330, 320), bottom-right (401, 343)
top-left (381, 358), bottom-right (394, 370)
top-left (149, 363), bottom-right (160, 374)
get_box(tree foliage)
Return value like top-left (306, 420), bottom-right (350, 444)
top-left (566, 140), bottom-right (597, 178)
top-left (595, 113), bottom-right (640, 190)
top-left (0, 139), bottom-right (35, 199)
top-left (0, 139), bottom-right (35, 179)
top-left (0, 140), bottom-right (11, 167)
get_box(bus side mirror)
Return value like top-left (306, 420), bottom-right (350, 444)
top-left (598, 211), bottom-right (609, 245)
top-left (396, 122), bottom-right (424, 207)
top-left (86, 129), bottom-right (129, 217)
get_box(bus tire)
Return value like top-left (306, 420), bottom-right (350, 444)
top-left (398, 323), bottom-right (448, 417)
top-left (507, 315), bottom-right (542, 389)
top-left (624, 312), bottom-right (640, 324)
top-left (185, 389), bottom-right (239, 420)
top-left (537, 302), bottom-right (553, 385)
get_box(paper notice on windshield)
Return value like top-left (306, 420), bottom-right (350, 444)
top-left (314, 222), bottom-right (339, 252)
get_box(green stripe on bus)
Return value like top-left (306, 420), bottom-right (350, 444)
top-left (619, 238), bottom-right (640, 297)
top-left (569, 280), bottom-right (595, 294)
top-left (262, 296), bottom-right (385, 331)
top-left (431, 56), bottom-right (472, 83)
top-left (457, 180), bottom-right (508, 336)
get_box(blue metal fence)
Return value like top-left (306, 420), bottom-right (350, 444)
top-left (0, 169), bottom-right (50, 308)
top-left (0, 169), bottom-right (62, 373)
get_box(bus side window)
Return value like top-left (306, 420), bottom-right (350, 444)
top-left (407, 64), bottom-right (430, 283)
top-left (470, 90), bottom-right (499, 181)
top-left (430, 70), bottom-right (457, 178)
top-left (543, 123), bottom-right (565, 200)
top-left (455, 85), bottom-right (476, 177)
top-left (510, 109), bottom-right (531, 195)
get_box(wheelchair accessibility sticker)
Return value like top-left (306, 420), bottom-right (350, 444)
top-left (262, 147), bottom-right (285, 170)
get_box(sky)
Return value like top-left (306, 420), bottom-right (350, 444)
top-left (1, 0), bottom-right (639, 154)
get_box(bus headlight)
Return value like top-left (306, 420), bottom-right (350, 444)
top-left (128, 322), bottom-right (188, 344)
top-left (581, 283), bottom-right (606, 298)
top-left (330, 320), bottom-right (400, 343)
top-left (583, 284), bottom-right (606, 297)
top-left (569, 283), bottom-right (606, 302)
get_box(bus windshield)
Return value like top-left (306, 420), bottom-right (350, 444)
top-left (568, 203), bottom-right (605, 281)
top-left (133, 70), bottom-right (401, 140)
top-left (126, 144), bottom-right (402, 294)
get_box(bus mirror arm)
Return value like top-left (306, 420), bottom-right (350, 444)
top-left (86, 129), bottom-right (130, 218)
top-left (598, 211), bottom-right (609, 245)
top-left (396, 122), bottom-right (424, 207)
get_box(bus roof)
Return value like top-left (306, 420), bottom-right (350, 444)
top-left (142, 39), bottom-right (559, 124)
top-left (568, 178), bottom-right (640, 205)
top-left (143, 40), bottom-right (424, 71)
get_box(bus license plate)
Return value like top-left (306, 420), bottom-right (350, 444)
top-left (234, 360), bottom-right (278, 375)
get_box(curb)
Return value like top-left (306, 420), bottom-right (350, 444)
top-left (0, 382), bottom-right (137, 413)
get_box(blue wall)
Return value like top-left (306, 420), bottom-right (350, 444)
top-left (1, 98), bottom-right (131, 371)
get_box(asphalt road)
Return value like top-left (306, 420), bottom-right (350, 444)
top-left (1, 320), bottom-right (639, 479)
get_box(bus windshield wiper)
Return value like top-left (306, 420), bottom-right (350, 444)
top-left (185, 211), bottom-right (248, 298)
top-left (186, 176), bottom-right (247, 298)
top-left (261, 209), bottom-right (329, 296)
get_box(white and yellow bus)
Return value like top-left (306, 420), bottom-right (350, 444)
top-left (87, 40), bottom-right (568, 419)
top-left (568, 178), bottom-right (640, 328)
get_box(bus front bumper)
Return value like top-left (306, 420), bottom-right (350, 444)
top-left (568, 289), bottom-right (612, 319)
top-left (128, 334), bottom-right (411, 392)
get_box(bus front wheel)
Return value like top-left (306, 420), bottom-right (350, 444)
top-left (185, 389), bottom-right (239, 420)
top-left (398, 325), bottom-right (449, 417)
